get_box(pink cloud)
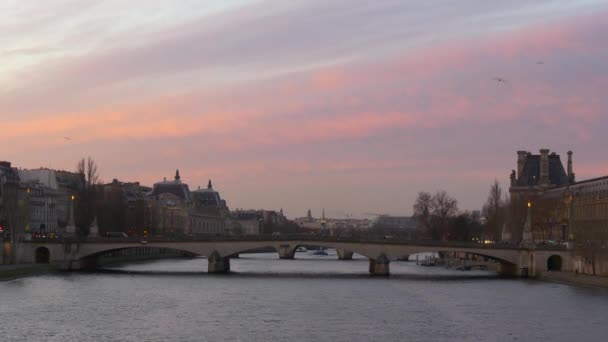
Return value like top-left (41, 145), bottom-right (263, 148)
top-left (3, 8), bottom-right (608, 214)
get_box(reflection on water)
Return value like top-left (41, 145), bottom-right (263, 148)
top-left (1, 253), bottom-right (608, 342)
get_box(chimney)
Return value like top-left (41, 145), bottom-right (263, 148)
top-left (539, 148), bottom-right (550, 185)
top-left (517, 151), bottom-right (527, 180)
top-left (567, 151), bottom-right (575, 183)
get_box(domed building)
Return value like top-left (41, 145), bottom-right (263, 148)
top-left (147, 169), bottom-right (191, 237)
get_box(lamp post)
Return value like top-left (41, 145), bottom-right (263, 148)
top-left (521, 201), bottom-right (534, 246)
top-left (66, 194), bottom-right (76, 236)
top-left (566, 194), bottom-right (575, 249)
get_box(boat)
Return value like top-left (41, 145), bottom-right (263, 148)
top-left (419, 255), bottom-right (436, 266)
top-left (296, 246), bottom-right (307, 252)
top-left (313, 248), bottom-right (328, 256)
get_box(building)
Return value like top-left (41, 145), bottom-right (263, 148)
top-left (373, 215), bottom-right (417, 230)
top-left (96, 179), bottom-right (150, 237)
top-left (232, 209), bottom-right (290, 235)
top-left (508, 149), bottom-right (574, 242)
top-left (231, 210), bottom-right (262, 235)
top-left (294, 209), bottom-right (323, 230)
top-left (17, 168), bottom-right (82, 231)
top-left (189, 180), bottom-right (232, 236)
top-left (0, 161), bottom-right (22, 241)
top-left (147, 170), bottom-right (191, 237)
top-left (21, 182), bottom-right (61, 235)
top-left (508, 149), bottom-right (608, 275)
top-left (1, 161), bottom-right (30, 264)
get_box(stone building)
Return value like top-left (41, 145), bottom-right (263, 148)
top-left (0, 161), bottom-right (24, 241)
top-left (21, 182), bottom-right (61, 235)
top-left (17, 168), bottom-right (82, 231)
top-left (508, 149), bottom-right (573, 242)
top-left (147, 170), bottom-right (191, 237)
top-left (1, 161), bottom-right (30, 263)
top-left (232, 209), bottom-right (290, 235)
top-left (189, 180), bottom-right (233, 236)
top-left (508, 149), bottom-right (608, 275)
top-left (232, 210), bottom-right (263, 235)
top-left (96, 179), bottom-right (150, 237)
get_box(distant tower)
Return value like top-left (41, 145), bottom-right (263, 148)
top-left (321, 208), bottom-right (328, 236)
top-left (306, 209), bottom-right (312, 221)
top-left (207, 179), bottom-right (213, 189)
top-left (567, 151), bottom-right (575, 183)
top-left (175, 169), bottom-right (181, 181)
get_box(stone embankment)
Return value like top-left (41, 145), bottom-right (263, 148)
top-left (0, 264), bottom-right (56, 281)
top-left (540, 271), bottom-right (608, 288)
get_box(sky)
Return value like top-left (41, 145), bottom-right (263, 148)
top-left (2, 0), bottom-right (608, 219)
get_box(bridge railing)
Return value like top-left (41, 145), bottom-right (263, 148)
top-left (20, 234), bottom-right (547, 250)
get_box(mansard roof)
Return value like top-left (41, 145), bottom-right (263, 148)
top-left (518, 153), bottom-right (569, 187)
top-left (150, 180), bottom-right (190, 201)
top-left (191, 187), bottom-right (224, 208)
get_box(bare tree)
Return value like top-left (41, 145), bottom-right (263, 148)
top-left (430, 190), bottom-right (459, 240)
top-left (75, 157), bottom-right (100, 236)
top-left (77, 157), bottom-right (99, 189)
top-left (413, 191), bottom-right (432, 237)
top-left (482, 180), bottom-right (506, 241)
top-left (86, 157), bottom-right (99, 188)
top-left (414, 190), bottom-right (458, 240)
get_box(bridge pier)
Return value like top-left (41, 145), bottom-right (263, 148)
top-left (208, 252), bottom-right (230, 273)
top-left (278, 245), bottom-right (296, 259)
top-left (337, 249), bottom-right (354, 260)
top-left (61, 258), bottom-right (98, 271)
top-left (369, 254), bottom-right (390, 276)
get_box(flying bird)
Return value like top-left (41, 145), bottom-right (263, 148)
top-left (492, 77), bottom-right (508, 85)
top-left (64, 137), bottom-right (71, 141)
top-left (537, 61), bottom-right (544, 65)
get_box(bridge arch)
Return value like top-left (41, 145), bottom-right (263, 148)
top-left (34, 247), bottom-right (50, 264)
top-left (547, 255), bottom-right (562, 271)
top-left (74, 246), bottom-right (197, 270)
top-left (52, 239), bottom-right (535, 276)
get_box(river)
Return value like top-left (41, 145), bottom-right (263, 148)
top-left (1, 251), bottom-right (607, 342)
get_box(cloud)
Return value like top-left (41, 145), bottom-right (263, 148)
top-left (2, 2), bottom-right (608, 215)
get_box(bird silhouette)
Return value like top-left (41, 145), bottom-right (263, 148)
top-left (64, 137), bottom-right (71, 141)
top-left (492, 77), bottom-right (508, 85)
top-left (537, 61), bottom-right (544, 65)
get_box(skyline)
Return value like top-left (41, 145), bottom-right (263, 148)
top-left (3, 1), bottom-right (608, 218)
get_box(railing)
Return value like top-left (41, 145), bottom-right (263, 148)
top-left (19, 234), bottom-right (552, 249)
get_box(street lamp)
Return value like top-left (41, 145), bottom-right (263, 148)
top-left (522, 200), bottom-right (534, 245)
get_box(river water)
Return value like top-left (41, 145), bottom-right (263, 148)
top-left (1, 251), bottom-right (608, 342)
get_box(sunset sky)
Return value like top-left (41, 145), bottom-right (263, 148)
top-left (2, 0), bottom-right (608, 218)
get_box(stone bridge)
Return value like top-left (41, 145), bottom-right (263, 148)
top-left (15, 236), bottom-right (573, 276)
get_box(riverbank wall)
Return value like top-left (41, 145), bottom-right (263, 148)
top-left (0, 264), bottom-right (57, 281)
top-left (539, 271), bottom-right (608, 288)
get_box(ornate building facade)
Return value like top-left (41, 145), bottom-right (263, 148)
top-left (508, 149), bottom-right (608, 275)
top-left (188, 180), bottom-right (233, 236)
top-left (147, 170), bottom-right (191, 237)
